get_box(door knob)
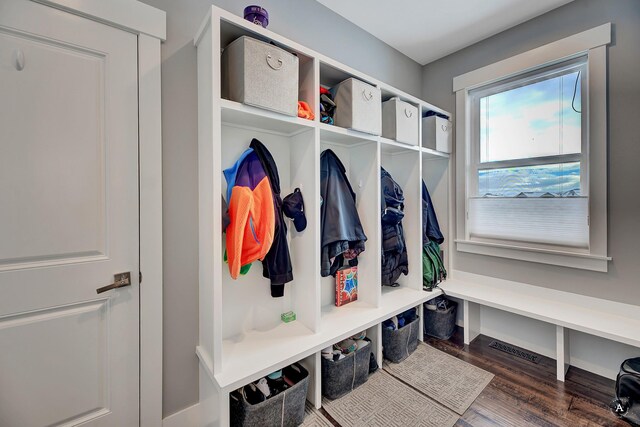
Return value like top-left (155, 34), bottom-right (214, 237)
top-left (96, 272), bottom-right (131, 294)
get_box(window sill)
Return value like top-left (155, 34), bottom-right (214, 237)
top-left (455, 239), bottom-right (611, 272)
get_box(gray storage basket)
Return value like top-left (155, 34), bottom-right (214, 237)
top-left (332, 78), bottom-right (381, 135)
top-left (230, 363), bottom-right (309, 427)
top-left (222, 36), bottom-right (299, 116)
top-left (382, 316), bottom-right (420, 363)
top-left (321, 340), bottom-right (371, 399)
top-left (382, 98), bottom-right (419, 145)
top-left (424, 299), bottom-right (458, 340)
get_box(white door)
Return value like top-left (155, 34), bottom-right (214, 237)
top-left (0, 0), bottom-right (140, 425)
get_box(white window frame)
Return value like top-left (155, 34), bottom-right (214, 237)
top-left (453, 23), bottom-right (611, 272)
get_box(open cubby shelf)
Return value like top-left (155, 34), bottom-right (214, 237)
top-left (195, 6), bottom-right (452, 425)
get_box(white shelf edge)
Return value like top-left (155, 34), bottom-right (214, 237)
top-left (210, 287), bottom-right (441, 392)
top-left (318, 122), bottom-right (379, 145)
top-left (379, 137), bottom-right (420, 154)
top-left (420, 146), bottom-right (450, 159)
top-left (220, 99), bottom-right (315, 136)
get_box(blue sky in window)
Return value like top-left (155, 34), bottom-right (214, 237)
top-left (478, 70), bottom-right (582, 197)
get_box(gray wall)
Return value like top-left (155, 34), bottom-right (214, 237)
top-left (422, 0), bottom-right (640, 305)
top-left (138, 0), bottom-right (422, 417)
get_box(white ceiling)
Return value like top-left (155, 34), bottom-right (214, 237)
top-left (316, 0), bottom-right (574, 65)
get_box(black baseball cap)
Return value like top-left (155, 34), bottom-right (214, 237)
top-left (283, 188), bottom-right (307, 232)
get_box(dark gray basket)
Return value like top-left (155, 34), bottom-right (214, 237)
top-left (321, 340), bottom-right (371, 399)
top-left (230, 363), bottom-right (309, 427)
top-left (424, 300), bottom-right (458, 340)
top-left (382, 316), bottom-right (420, 363)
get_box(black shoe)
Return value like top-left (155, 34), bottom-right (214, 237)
top-left (242, 383), bottom-right (266, 405)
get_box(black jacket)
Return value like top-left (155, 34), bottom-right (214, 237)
top-left (381, 167), bottom-right (408, 286)
top-left (422, 180), bottom-right (444, 245)
top-left (320, 150), bottom-right (367, 277)
top-left (250, 138), bottom-right (293, 297)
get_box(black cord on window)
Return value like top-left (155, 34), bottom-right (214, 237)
top-left (572, 70), bottom-right (581, 113)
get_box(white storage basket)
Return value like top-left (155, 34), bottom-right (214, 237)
top-left (222, 36), bottom-right (299, 116)
top-left (332, 78), bottom-right (381, 135)
top-left (382, 98), bottom-right (419, 145)
top-left (422, 116), bottom-right (452, 153)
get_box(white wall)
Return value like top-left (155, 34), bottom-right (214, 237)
top-left (138, 0), bottom-right (423, 417)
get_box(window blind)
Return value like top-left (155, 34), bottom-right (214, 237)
top-left (468, 197), bottom-right (589, 248)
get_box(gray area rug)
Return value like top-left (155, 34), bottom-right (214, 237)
top-left (301, 402), bottom-right (333, 427)
top-left (383, 342), bottom-right (494, 415)
top-left (322, 370), bottom-right (458, 427)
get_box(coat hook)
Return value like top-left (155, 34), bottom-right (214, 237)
top-left (13, 49), bottom-right (25, 71)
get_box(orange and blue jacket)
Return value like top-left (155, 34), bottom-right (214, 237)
top-left (223, 148), bottom-right (275, 279)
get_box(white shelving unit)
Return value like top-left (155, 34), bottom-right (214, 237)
top-left (194, 6), bottom-right (452, 426)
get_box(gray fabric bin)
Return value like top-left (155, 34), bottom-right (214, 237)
top-left (230, 363), bottom-right (309, 427)
top-left (321, 340), bottom-right (371, 399)
top-left (382, 316), bottom-right (420, 363)
top-left (332, 78), bottom-right (381, 135)
top-left (382, 98), bottom-right (419, 145)
top-left (422, 116), bottom-right (452, 153)
top-left (424, 299), bottom-right (457, 340)
top-left (222, 36), bottom-right (299, 116)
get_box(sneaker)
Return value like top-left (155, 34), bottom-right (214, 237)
top-left (267, 370), bottom-right (282, 380)
top-left (391, 316), bottom-right (399, 330)
top-left (242, 383), bottom-right (266, 405)
top-left (321, 346), bottom-right (334, 360)
top-left (368, 352), bottom-right (379, 373)
top-left (268, 377), bottom-right (288, 395)
top-left (334, 339), bottom-right (357, 354)
top-left (254, 378), bottom-right (271, 398)
top-left (382, 318), bottom-right (396, 331)
top-left (351, 331), bottom-right (366, 341)
top-left (283, 364), bottom-right (305, 386)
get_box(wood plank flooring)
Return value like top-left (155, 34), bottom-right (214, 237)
top-left (425, 328), bottom-right (627, 427)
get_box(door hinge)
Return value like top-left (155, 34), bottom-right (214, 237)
top-left (139, 271), bottom-right (143, 284)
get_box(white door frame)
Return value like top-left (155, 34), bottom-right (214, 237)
top-left (32, 1), bottom-right (166, 425)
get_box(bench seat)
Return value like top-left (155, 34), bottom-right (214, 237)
top-left (440, 272), bottom-right (640, 381)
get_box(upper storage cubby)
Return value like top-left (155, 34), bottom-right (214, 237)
top-left (319, 62), bottom-right (381, 137)
top-left (219, 18), bottom-right (316, 123)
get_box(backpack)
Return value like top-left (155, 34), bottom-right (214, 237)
top-left (611, 357), bottom-right (640, 426)
top-left (422, 241), bottom-right (446, 291)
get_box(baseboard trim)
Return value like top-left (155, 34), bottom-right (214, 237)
top-left (163, 403), bottom-right (201, 427)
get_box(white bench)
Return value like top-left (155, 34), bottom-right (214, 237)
top-left (440, 272), bottom-right (640, 381)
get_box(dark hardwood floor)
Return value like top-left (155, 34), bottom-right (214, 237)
top-left (425, 327), bottom-right (627, 427)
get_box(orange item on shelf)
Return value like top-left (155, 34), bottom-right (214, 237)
top-left (297, 101), bottom-right (315, 120)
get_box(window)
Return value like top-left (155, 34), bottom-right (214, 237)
top-left (469, 58), bottom-right (588, 249)
top-left (453, 24), bottom-right (611, 271)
